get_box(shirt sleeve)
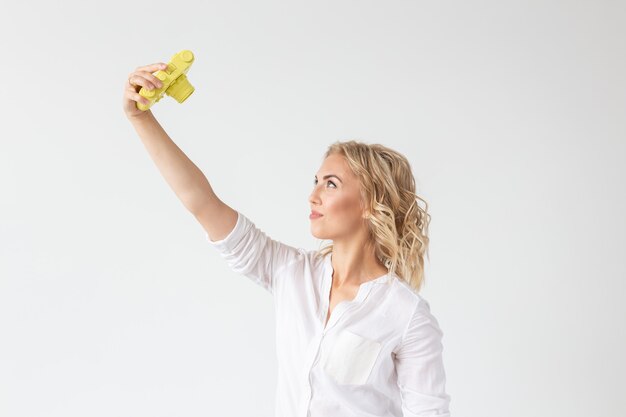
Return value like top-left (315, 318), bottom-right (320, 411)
top-left (205, 210), bottom-right (303, 295)
top-left (394, 297), bottom-right (452, 417)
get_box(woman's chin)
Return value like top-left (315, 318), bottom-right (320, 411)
top-left (309, 227), bottom-right (327, 240)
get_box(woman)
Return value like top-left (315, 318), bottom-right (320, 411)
top-left (123, 62), bottom-right (452, 417)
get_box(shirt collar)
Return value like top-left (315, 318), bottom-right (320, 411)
top-left (324, 252), bottom-right (393, 288)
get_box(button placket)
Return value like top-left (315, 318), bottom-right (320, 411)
top-left (303, 254), bottom-right (388, 416)
top-left (303, 290), bottom-right (375, 416)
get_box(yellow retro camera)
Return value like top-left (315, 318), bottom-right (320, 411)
top-left (137, 49), bottom-right (195, 111)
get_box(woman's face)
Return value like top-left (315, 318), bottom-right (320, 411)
top-left (309, 153), bottom-right (367, 241)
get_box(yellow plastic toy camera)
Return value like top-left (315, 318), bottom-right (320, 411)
top-left (137, 49), bottom-right (195, 111)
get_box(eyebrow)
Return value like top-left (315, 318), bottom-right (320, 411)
top-left (315, 174), bottom-right (343, 183)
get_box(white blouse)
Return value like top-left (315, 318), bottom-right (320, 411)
top-left (206, 210), bottom-right (451, 417)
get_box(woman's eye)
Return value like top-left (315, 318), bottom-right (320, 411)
top-left (313, 179), bottom-right (337, 188)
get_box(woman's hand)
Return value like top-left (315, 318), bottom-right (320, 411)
top-left (123, 62), bottom-right (169, 120)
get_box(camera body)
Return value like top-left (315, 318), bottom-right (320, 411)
top-left (137, 50), bottom-right (195, 111)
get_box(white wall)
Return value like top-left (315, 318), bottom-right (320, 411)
top-left (1, 1), bottom-right (624, 416)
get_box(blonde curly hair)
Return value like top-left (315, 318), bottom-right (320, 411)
top-left (314, 140), bottom-right (431, 293)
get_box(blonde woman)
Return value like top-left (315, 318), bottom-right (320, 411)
top-left (123, 62), bottom-right (451, 417)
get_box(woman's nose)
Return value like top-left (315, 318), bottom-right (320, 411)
top-left (309, 188), bottom-right (320, 204)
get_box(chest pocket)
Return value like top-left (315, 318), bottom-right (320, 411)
top-left (321, 329), bottom-right (382, 385)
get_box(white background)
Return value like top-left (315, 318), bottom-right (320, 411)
top-left (1, 1), bottom-right (624, 416)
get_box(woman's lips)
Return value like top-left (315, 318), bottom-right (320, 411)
top-left (309, 213), bottom-right (323, 219)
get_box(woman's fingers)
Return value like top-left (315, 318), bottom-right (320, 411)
top-left (125, 88), bottom-right (151, 106)
top-left (123, 63), bottom-right (168, 114)
top-left (128, 70), bottom-right (165, 92)
top-left (127, 73), bottom-right (150, 91)
top-left (127, 62), bottom-right (168, 90)
top-left (135, 62), bottom-right (168, 73)
top-left (124, 75), bottom-right (152, 105)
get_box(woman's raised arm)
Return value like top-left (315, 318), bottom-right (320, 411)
top-left (123, 62), bottom-right (238, 241)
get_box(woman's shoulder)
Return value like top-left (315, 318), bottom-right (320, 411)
top-left (386, 273), bottom-right (436, 318)
top-left (274, 248), bottom-right (330, 284)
